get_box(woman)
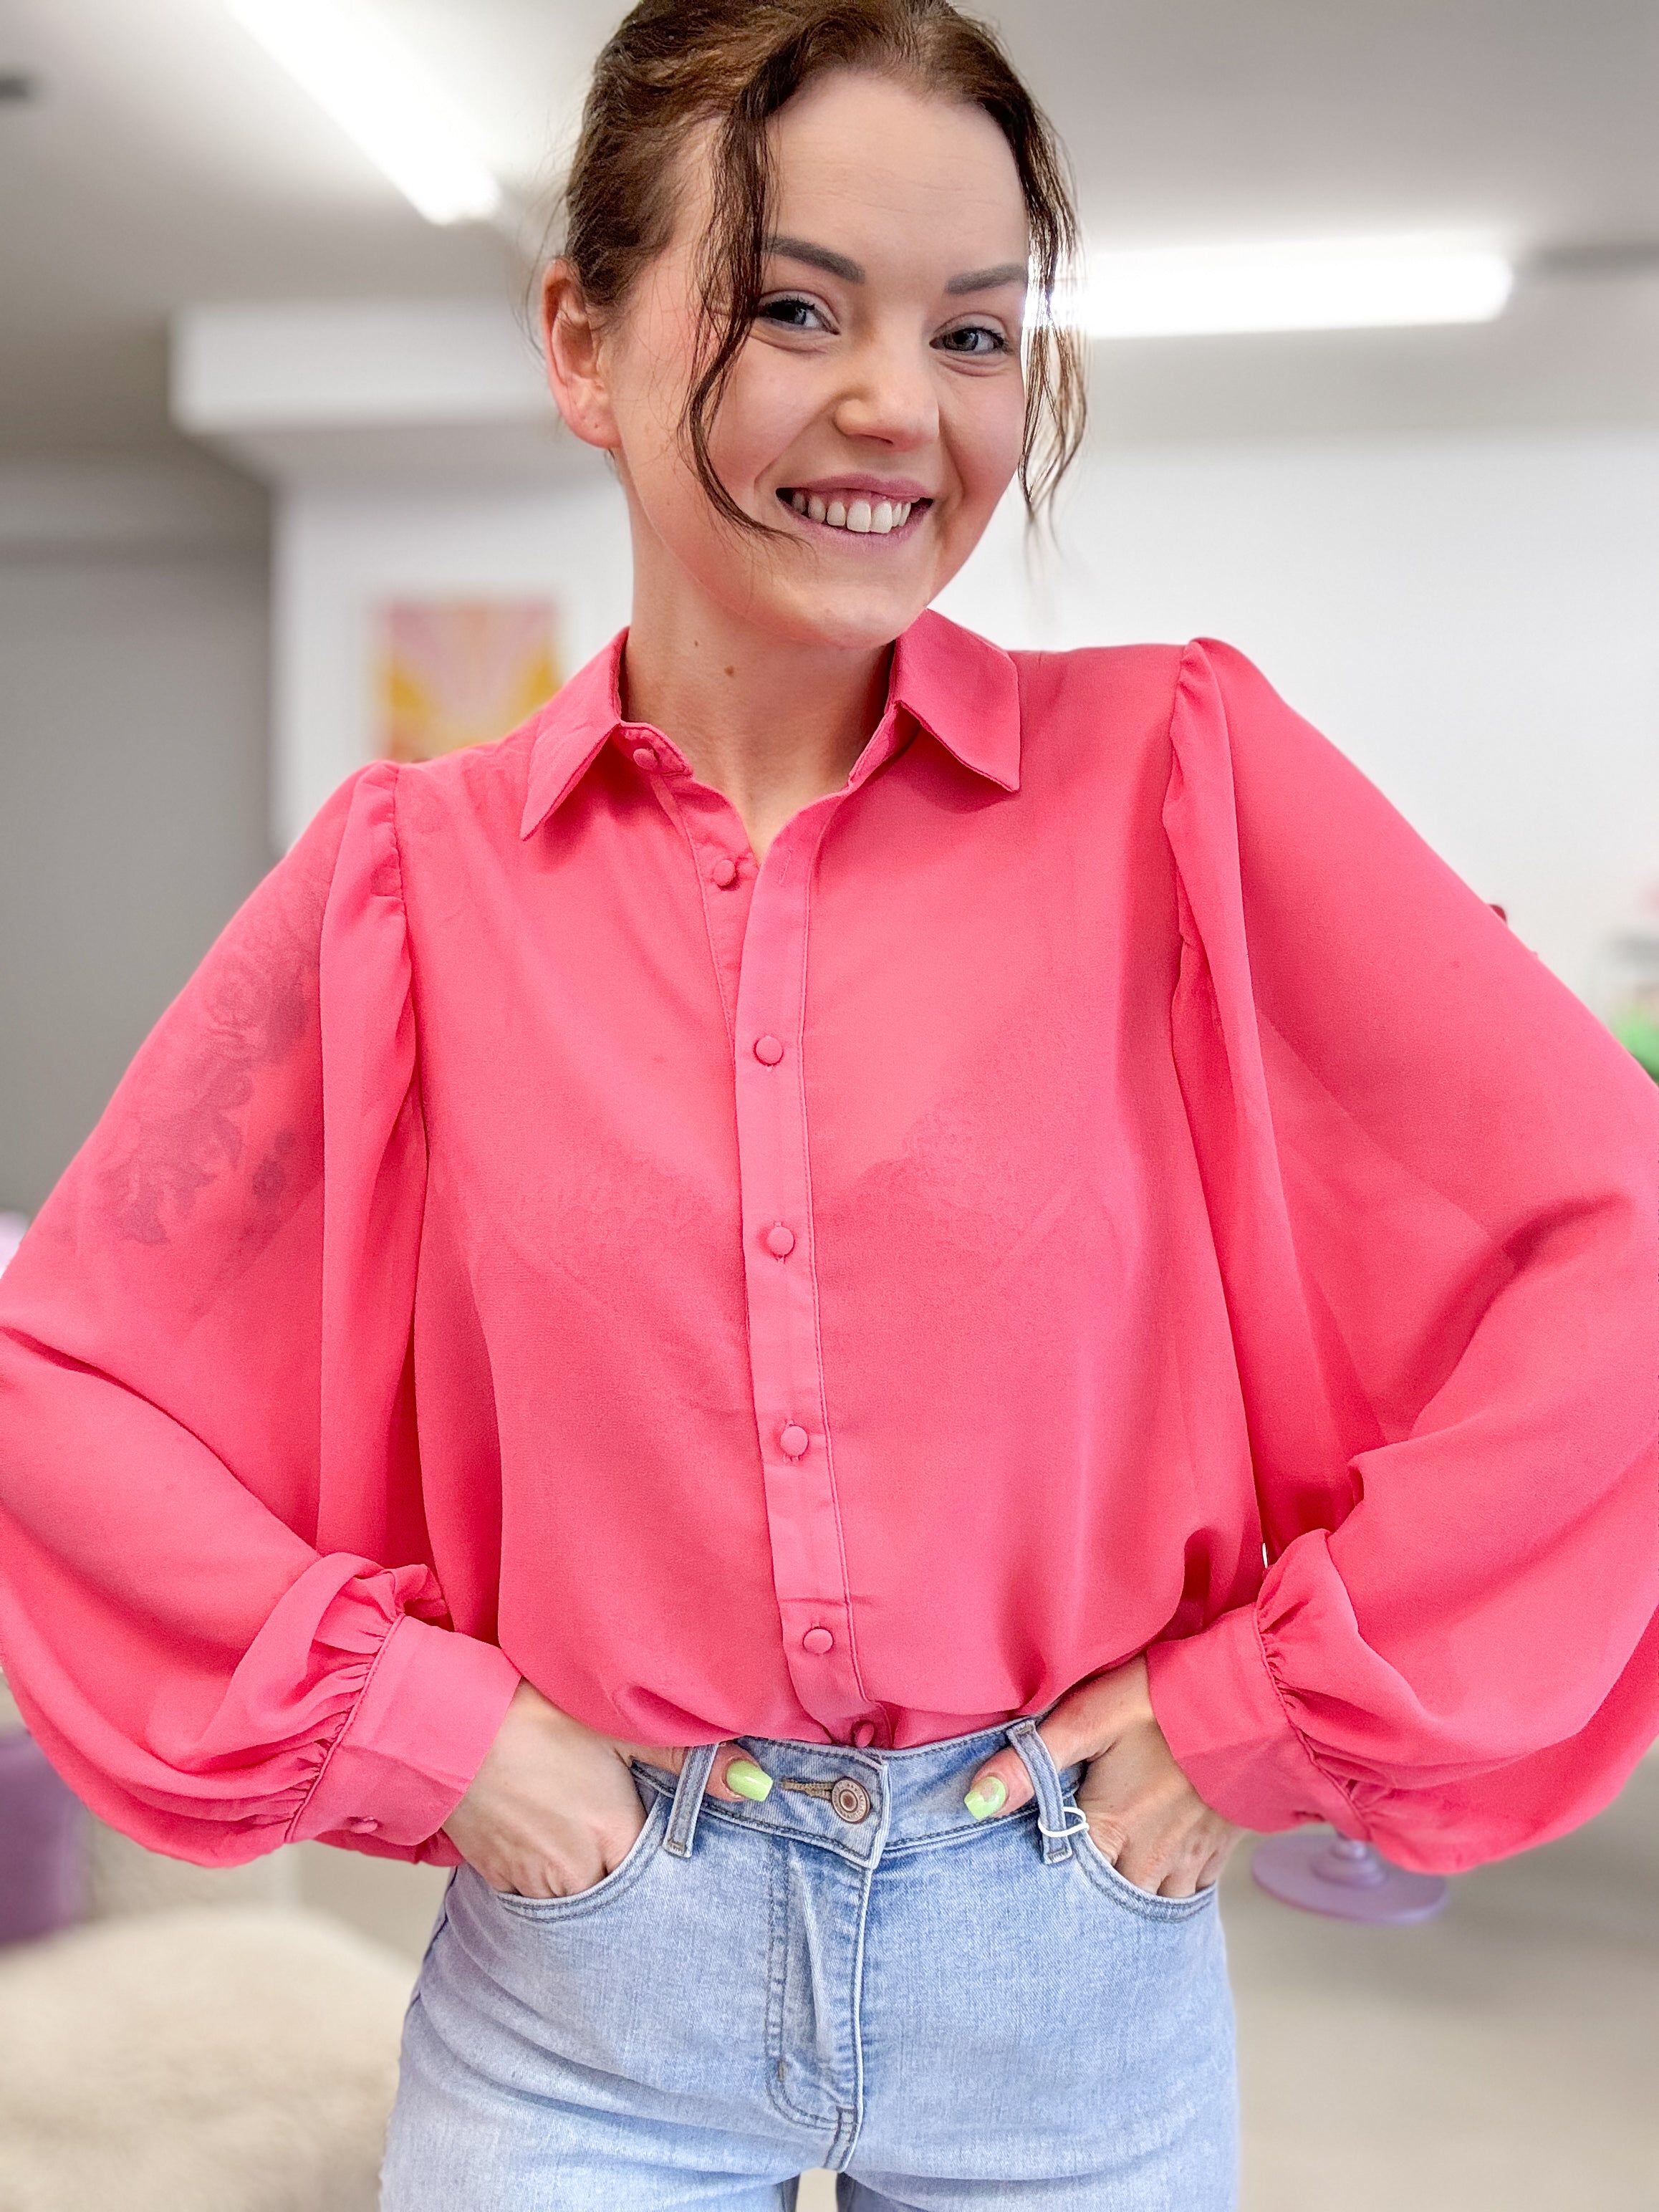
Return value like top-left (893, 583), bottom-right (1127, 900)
top-left (1, 2), bottom-right (1656, 2205)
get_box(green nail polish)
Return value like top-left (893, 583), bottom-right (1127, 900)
top-left (964, 1774), bottom-right (1007, 1821)
top-left (726, 1758), bottom-right (774, 1802)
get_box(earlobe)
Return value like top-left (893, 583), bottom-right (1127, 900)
top-left (542, 266), bottom-right (621, 454)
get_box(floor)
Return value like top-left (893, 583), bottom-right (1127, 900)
top-left (297, 1760), bottom-right (1659, 2209)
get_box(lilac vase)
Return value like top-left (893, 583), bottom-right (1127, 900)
top-left (0, 1730), bottom-right (87, 1944)
top-left (1251, 1829), bottom-right (1449, 1924)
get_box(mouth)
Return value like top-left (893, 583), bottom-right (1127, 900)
top-left (774, 487), bottom-right (933, 541)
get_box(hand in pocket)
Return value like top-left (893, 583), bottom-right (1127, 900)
top-left (441, 1680), bottom-right (775, 1899)
top-left (960, 1658), bottom-right (1245, 1898)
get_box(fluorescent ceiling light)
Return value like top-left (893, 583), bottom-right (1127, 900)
top-left (1064, 235), bottom-right (1514, 339)
top-left (227, 0), bottom-right (502, 226)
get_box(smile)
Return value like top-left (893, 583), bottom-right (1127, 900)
top-left (776, 489), bottom-right (930, 538)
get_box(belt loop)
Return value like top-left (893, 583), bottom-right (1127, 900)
top-left (663, 1740), bottom-right (719, 1859)
top-left (1003, 1716), bottom-right (1085, 1865)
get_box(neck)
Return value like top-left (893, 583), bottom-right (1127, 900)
top-left (620, 584), bottom-right (893, 864)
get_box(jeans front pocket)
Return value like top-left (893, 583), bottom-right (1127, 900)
top-left (1066, 1800), bottom-right (1220, 1922)
top-left (486, 1774), bottom-right (668, 1921)
top-left (1010, 1714), bottom-right (1219, 1925)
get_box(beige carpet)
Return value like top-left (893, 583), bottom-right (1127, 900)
top-left (0, 1905), bottom-right (415, 2212)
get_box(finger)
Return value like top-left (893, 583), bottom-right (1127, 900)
top-left (1148, 1838), bottom-right (1206, 1898)
top-left (713, 1746), bottom-right (776, 1802)
top-left (1193, 1838), bottom-right (1238, 1893)
top-left (1095, 1809), bottom-right (1183, 1895)
top-left (1111, 1845), bottom-right (1168, 1894)
top-left (962, 1675), bottom-right (1137, 1824)
top-left (1143, 1829), bottom-right (1227, 1898)
top-left (630, 1741), bottom-right (776, 1804)
top-left (961, 1745), bottom-right (1035, 1820)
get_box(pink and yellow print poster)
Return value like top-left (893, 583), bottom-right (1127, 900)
top-left (376, 599), bottom-right (561, 763)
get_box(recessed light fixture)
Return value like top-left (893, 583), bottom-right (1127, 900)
top-left (226, 0), bottom-right (502, 227)
top-left (1061, 234), bottom-right (1514, 339)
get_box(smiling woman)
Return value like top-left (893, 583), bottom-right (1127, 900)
top-left (2, 3), bottom-right (1658, 2210)
top-left (555, 0), bottom-right (1083, 534)
top-left (540, 72), bottom-right (1058, 855)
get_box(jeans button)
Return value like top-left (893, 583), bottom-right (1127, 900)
top-left (830, 1777), bottom-right (871, 1824)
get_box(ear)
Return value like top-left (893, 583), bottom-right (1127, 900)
top-left (542, 259), bottom-right (621, 453)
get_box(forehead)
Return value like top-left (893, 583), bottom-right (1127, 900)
top-left (765, 71), bottom-right (1029, 272)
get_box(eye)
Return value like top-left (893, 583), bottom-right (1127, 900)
top-left (756, 293), bottom-right (832, 333)
top-left (936, 322), bottom-right (1011, 357)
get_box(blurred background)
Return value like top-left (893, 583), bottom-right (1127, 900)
top-left (1, 3), bottom-right (1656, 2208)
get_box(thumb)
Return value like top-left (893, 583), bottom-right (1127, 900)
top-left (629, 1740), bottom-right (776, 1804)
top-left (962, 1746), bottom-right (1035, 1822)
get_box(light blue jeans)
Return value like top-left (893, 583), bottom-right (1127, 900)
top-left (380, 1709), bottom-right (1238, 2208)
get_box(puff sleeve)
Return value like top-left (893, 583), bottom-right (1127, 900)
top-left (0, 764), bottom-right (520, 1867)
top-left (1146, 640), bottom-right (1659, 1873)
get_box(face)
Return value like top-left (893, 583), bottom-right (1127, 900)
top-left (546, 70), bottom-right (1032, 653)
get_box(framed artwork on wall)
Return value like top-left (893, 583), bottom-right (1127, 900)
top-left (375, 599), bottom-right (562, 764)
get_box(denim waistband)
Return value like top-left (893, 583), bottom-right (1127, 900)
top-left (631, 1705), bottom-right (1090, 1873)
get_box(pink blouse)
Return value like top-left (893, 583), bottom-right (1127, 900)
top-left (1, 615), bottom-right (1655, 1877)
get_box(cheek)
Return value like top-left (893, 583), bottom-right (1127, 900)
top-left (703, 347), bottom-right (815, 491)
top-left (955, 382), bottom-right (1028, 506)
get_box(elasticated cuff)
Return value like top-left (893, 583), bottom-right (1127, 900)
top-left (291, 1612), bottom-right (521, 1849)
top-left (1145, 1603), bottom-right (1355, 1835)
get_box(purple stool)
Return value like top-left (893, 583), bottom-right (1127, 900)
top-left (1252, 1829), bottom-right (1449, 1924)
top-left (0, 1730), bottom-right (87, 1945)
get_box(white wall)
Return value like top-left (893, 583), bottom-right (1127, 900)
top-left (273, 458), bottom-right (628, 855)
top-left (0, 460), bottom-right (272, 1213)
top-left (275, 428), bottom-right (1659, 1005)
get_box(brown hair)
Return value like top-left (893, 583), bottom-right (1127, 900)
top-left (556, 0), bottom-right (1087, 531)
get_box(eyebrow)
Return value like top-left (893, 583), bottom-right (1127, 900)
top-left (763, 235), bottom-right (1028, 297)
top-left (765, 235), bottom-right (865, 283)
top-left (944, 261), bottom-right (1029, 295)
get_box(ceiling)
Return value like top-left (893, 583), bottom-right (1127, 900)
top-left (1, 0), bottom-right (1656, 458)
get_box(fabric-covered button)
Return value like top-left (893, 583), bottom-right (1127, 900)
top-left (851, 1720), bottom-right (877, 1749)
top-left (631, 744), bottom-right (659, 770)
top-left (802, 1626), bottom-right (834, 1655)
top-left (779, 1423), bottom-right (809, 1458)
top-left (754, 1035), bottom-right (784, 1065)
top-left (764, 1222), bottom-right (796, 1258)
top-left (344, 1817), bottom-right (380, 1835)
top-left (709, 855), bottom-right (739, 888)
top-left (830, 1777), bottom-right (871, 1823)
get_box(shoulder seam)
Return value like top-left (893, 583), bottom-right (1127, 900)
top-left (382, 759), bottom-right (408, 918)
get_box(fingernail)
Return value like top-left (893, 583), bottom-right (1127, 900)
top-left (726, 1758), bottom-right (774, 1802)
top-left (963, 1774), bottom-right (1007, 1821)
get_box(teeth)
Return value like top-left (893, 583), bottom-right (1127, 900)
top-left (794, 492), bottom-right (921, 532)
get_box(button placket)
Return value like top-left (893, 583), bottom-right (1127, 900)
top-left (731, 810), bottom-right (864, 1733)
top-left (655, 779), bottom-right (758, 1044)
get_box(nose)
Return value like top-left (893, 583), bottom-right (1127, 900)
top-left (830, 327), bottom-right (939, 452)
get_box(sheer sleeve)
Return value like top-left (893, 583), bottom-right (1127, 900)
top-left (1146, 640), bottom-right (1659, 1873)
top-left (0, 764), bottom-right (520, 1867)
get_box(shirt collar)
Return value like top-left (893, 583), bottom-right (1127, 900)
top-left (519, 609), bottom-right (1020, 840)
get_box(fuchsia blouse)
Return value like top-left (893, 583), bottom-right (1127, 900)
top-left (1, 614), bottom-right (1656, 1878)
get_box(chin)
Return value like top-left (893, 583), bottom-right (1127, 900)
top-left (759, 583), bottom-right (932, 654)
